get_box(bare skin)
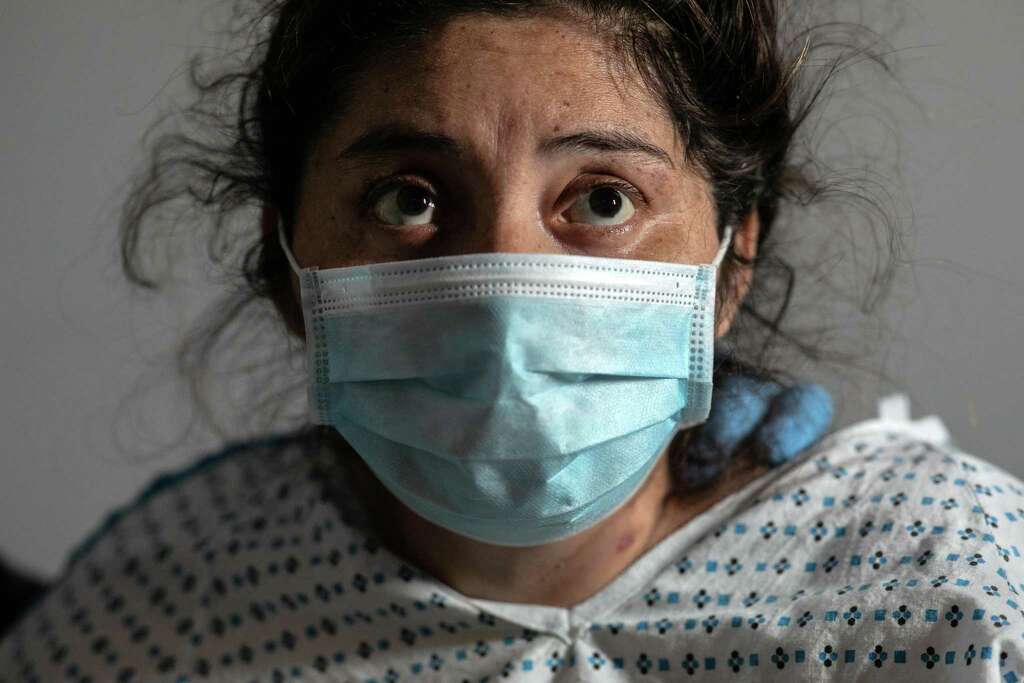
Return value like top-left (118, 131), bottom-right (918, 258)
top-left (272, 13), bottom-right (766, 608)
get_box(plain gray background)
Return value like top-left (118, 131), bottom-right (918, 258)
top-left (2, 1), bottom-right (1022, 580)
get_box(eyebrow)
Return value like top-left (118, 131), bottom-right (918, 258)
top-left (337, 123), bottom-right (676, 169)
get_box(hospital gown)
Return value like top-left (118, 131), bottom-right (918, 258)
top-left (3, 402), bottom-right (1024, 682)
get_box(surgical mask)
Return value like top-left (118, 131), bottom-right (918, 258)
top-left (279, 220), bottom-right (732, 547)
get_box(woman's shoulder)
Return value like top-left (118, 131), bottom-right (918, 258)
top-left (736, 398), bottom-right (1024, 660)
top-left (746, 394), bottom-right (1024, 567)
top-left (617, 398), bottom-right (1024, 678)
top-left (0, 427), bottom-right (340, 681)
top-left (59, 428), bottom-right (320, 576)
top-left (775, 395), bottom-right (1022, 517)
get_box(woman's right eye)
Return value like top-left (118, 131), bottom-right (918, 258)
top-left (372, 184), bottom-right (437, 226)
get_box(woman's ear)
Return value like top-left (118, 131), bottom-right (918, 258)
top-left (715, 208), bottom-right (760, 338)
top-left (262, 204), bottom-right (306, 341)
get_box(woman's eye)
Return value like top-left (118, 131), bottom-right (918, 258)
top-left (372, 184), bottom-right (437, 226)
top-left (565, 186), bottom-right (636, 226)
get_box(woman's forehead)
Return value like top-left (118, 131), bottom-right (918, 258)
top-left (333, 13), bottom-right (679, 159)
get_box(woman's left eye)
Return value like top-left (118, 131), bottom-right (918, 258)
top-left (564, 186), bottom-right (636, 226)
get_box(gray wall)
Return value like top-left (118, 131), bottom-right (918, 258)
top-left (2, 1), bottom-right (1022, 580)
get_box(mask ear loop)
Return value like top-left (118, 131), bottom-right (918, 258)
top-left (712, 225), bottom-right (734, 269)
top-left (658, 224), bottom-right (737, 449)
top-left (277, 216), bottom-right (302, 275)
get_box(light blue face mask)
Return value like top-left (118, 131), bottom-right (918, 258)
top-left (279, 221), bottom-right (732, 547)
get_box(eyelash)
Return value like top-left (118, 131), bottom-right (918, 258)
top-left (357, 172), bottom-right (646, 225)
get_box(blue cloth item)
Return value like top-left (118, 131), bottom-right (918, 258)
top-left (279, 220), bottom-right (733, 547)
top-left (753, 382), bottom-right (835, 464)
top-left (683, 372), bottom-right (834, 486)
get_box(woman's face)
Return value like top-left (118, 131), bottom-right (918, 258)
top-left (289, 13), bottom-right (742, 325)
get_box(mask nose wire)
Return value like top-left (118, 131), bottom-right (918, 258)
top-left (277, 216), bottom-right (302, 275)
top-left (712, 225), bottom-right (734, 269)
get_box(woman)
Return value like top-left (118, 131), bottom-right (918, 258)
top-left (2, 1), bottom-right (1021, 681)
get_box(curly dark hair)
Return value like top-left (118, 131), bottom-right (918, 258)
top-left (117, 0), bottom-right (901, 495)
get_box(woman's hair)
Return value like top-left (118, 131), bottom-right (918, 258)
top-left (117, 0), bottom-right (900, 494)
